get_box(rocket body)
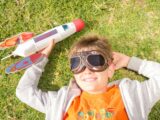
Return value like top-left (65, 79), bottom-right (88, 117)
top-left (13, 19), bottom-right (84, 57)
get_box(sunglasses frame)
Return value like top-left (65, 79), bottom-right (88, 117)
top-left (70, 50), bottom-right (108, 74)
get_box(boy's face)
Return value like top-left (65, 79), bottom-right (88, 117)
top-left (74, 65), bottom-right (115, 94)
top-left (71, 49), bottom-right (115, 94)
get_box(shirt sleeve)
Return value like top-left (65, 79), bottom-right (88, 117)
top-left (127, 56), bottom-right (160, 108)
top-left (16, 56), bottom-right (58, 113)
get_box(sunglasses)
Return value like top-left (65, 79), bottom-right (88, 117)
top-left (70, 50), bottom-right (108, 74)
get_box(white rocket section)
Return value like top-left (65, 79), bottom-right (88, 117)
top-left (12, 22), bottom-right (77, 57)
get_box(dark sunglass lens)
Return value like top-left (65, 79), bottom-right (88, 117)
top-left (70, 57), bottom-right (80, 70)
top-left (87, 55), bottom-right (105, 66)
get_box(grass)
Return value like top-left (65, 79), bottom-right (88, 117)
top-left (0, 0), bottom-right (160, 119)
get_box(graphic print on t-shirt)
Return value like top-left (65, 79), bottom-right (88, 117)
top-left (77, 108), bottom-right (115, 119)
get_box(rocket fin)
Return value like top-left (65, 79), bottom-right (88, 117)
top-left (0, 32), bottom-right (34, 50)
top-left (5, 53), bottom-right (46, 74)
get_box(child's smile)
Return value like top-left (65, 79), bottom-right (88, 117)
top-left (74, 65), bottom-right (115, 94)
top-left (82, 76), bottom-right (97, 82)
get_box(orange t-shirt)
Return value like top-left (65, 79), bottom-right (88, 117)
top-left (64, 85), bottom-right (129, 120)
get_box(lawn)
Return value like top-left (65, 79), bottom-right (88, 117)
top-left (0, 0), bottom-right (160, 119)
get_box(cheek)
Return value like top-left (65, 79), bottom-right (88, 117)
top-left (74, 74), bottom-right (81, 83)
top-left (73, 75), bottom-right (84, 88)
top-left (96, 71), bottom-right (109, 81)
top-left (74, 74), bottom-right (79, 80)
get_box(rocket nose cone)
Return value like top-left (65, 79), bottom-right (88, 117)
top-left (73, 19), bottom-right (85, 32)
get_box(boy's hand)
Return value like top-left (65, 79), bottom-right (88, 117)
top-left (40, 40), bottom-right (56, 57)
top-left (112, 52), bottom-right (130, 70)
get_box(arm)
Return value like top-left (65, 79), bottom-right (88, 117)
top-left (113, 52), bottom-right (160, 108)
top-left (112, 52), bottom-right (160, 78)
top-left (16, 41), bottom-right (57, 113)
top-left (127, 57), bottom-right (160, 78)
top-left (127, 57), bottom-right (160, 107)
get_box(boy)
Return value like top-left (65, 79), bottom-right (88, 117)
top-left (16, 35), bottom-right (160, 120)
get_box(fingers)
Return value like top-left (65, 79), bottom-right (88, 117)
top-left (112, 52), bottom-right (119, 65)
top-left (111, 51), bottom-right (128, 70)
top-left (41, 40), bottom-right (56, 57)
top-left (49, 40), bottom-right (56, 47)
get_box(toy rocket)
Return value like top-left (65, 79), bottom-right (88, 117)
top-left (1, 19), bottom-right (85, 74)
top-left (6, 19), bottom-right (85, 58)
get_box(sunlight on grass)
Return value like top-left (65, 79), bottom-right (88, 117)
top-left (0, 0), bottom-right (160, 119)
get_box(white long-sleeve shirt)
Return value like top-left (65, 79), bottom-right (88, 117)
top-left (16, 57), bottom-right (160, 120)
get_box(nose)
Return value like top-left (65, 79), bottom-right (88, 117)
top-left (82, 67), bottom-right (93, 74)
